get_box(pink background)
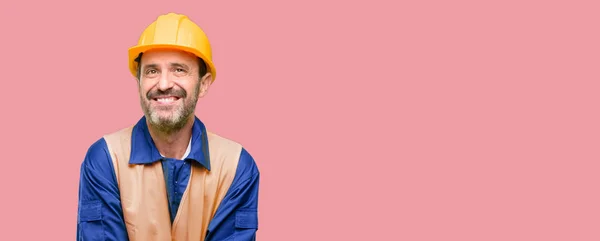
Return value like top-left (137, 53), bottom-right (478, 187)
top-left (1, 0), bottom-right (599, 240)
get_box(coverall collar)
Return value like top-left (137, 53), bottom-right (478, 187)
top-left (128, 115), bottom-right (211, 171)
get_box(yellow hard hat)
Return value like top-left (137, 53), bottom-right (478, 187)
top-left (128, 13), bottom-right (216, 82)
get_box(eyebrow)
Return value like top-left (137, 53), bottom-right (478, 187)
top-left (170, 63), bottom-right (190, 69)
top-left (142, 63), bottom-right (158, 70)
top-left (142, 63), bottom-right (190, 70)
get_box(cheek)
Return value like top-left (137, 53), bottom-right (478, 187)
top-left (139, 82), bottom-right (154, 94)
top-left (175, 80), bottom-right (199, 94)
top-left (138, 88), bottom-right (151, 100)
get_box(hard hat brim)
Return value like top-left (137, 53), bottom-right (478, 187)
top-left (128, 44), bottom-right (216, 82)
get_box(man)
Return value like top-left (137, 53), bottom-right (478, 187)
top-left (76, 13), bottom-right (260, 241)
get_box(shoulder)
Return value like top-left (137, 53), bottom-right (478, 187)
top-left (103, 126), bottom-right (134, 146)
top-left (206, 131), bottom-right (259, 176)
top-left (206, 131), bottom-right (243, 161)
top-left (207, 131), bottom-right (242, 152)
top-left (81, 137), bottom-right (116, 179)
top-left (234, 147), bottom-right (260, 185)
top-left (82, 125), bottom-right (134, 174)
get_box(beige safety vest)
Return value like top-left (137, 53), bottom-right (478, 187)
top-left (103, 126), bottom-right (241, 241)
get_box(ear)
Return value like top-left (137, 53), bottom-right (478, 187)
top-left (198, 73), bottom-right (213, 98)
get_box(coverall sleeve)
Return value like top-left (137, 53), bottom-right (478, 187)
top-left (76, 138), bottom-right (129, 241)
top-left (205, 148), bottom-right (260, 241)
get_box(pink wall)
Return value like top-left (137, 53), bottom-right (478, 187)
top-left (0, 0), bottom-right (599, 240)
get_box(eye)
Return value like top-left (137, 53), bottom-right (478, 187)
top-left (146, 69), bottom-right (158, 75)
top-left (175, 68), bottom-right (186, 72)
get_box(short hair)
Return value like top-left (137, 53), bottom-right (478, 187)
top-left (134, 52), bottom-right (208, 81)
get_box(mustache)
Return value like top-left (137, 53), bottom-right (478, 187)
top-left (147, 88), bottom-right (187, 100)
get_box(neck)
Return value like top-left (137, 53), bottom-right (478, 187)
top-left (146, 116), bottom-right (194, 159)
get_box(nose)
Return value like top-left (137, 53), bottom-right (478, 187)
top-left (156, 71), bottom-right (175, 91)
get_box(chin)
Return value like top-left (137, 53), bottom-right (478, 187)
top-left (152, 115), bottom-right (179, 124)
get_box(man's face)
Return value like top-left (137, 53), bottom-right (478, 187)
top-left (137, 49), bottom-right (211, 132)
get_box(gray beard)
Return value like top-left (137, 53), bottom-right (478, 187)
top-left (140, 93), bottom-right (198, 135)
top-left (139, 81), bottom-right (201, 135)
top-left (147, 107), bottom-right (191, 134)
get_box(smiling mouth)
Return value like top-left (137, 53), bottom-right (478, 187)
top-left (153, 96), bottom-right (181, 104)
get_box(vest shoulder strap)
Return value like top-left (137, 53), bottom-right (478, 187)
top-left (103, 126), bottom-right (134, 185)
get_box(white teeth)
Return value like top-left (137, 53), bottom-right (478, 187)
top-left (157, 97), bottom-right (176, 102)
